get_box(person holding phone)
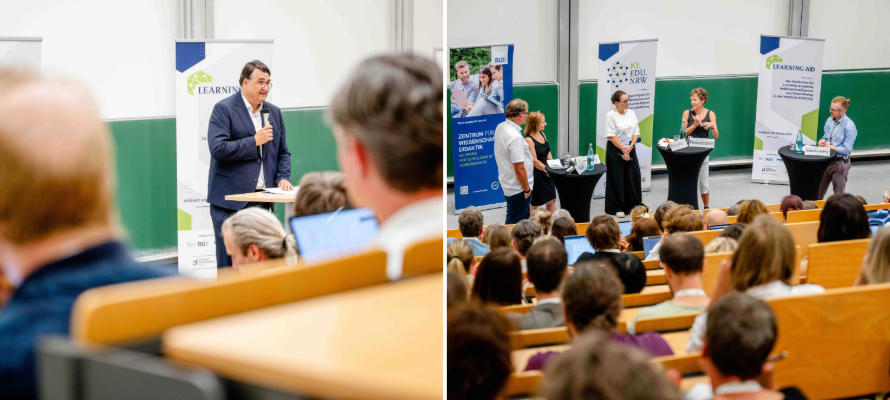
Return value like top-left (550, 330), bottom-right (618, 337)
top-left (682, 87), bottom-right (719, 209)
top-left (604, 90), bottom-right (642, 218)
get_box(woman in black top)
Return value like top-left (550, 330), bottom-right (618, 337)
top-left (681, 87), bottom-right (720, 209)
top-left (525, 112), bottom-right (557, 213)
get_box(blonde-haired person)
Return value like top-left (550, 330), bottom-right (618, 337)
top-left (293, 171), bottom-right (347, 217)
top-left (222, 207), bottom-right (297, 269)
top-left (682, 88), bottom-right (720, 209)
top-left (530, 208), bottom-right (553, 234)
top-left (854, 225), bottom-right (890, 285)
top-left (703, 237), bottom-right (738, 254)
top-left (604, 90), bottom-right (643, 218)
top-left (736, 199), bottom-right (769, 224)
top-left (818, 96), bottom-right (857, 198)
top-left (686, 215), bottom-right (824, 353)
top-left (485, 224), bottom-right (513, 252)
top-left (447, 239), bottom-right (475, 289)
top-left (629, 204), bottom-right (652, 223)
top-left (525, 112), bottom-right (557, 213)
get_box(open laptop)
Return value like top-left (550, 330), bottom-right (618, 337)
top-left (564, 235), bottom-right (596, 266)
top-left (643, 236), bottom-right (661, 258)
top-left (289, 208), bottom-right (379, 265)
top-left (618, 221), bottom-right (633, 237)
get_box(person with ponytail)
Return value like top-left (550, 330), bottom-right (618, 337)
top-left (222, 207), bottom-right (297, 269)
top-left (818, 96), bottom-right (858, 198)
top-left (604, 90), bottom-right (643, 218)
top-left (447, 239), bottom-right (475, 289)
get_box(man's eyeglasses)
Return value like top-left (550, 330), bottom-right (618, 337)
top-left (829, 107), bottom-right (842, 112)
top-left (253, 80), bottom-right (273, 89)
top-left (520, 110), bottom-right (540, 115)
top-left (620, 100), bottom-right (629, 104)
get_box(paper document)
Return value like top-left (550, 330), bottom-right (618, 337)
top-left (452, 88), bottom-right (468, 109)
top-left (546, 159), bottom-right (563, 168)
top-left (264, 187), bottom-right (299, 195)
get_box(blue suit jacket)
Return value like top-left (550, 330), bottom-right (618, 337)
top-left (208, 91), bottom-right (291, 210)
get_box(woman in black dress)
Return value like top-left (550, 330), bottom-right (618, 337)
top-left (681, 87), bottom-right (719, 209)
top-left (604, 90), bottom-right (643, 218)
top-left (524, 112), bottom-right (557, 213)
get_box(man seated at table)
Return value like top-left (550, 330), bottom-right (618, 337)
top-left (628, 234), bottom-right (709, 334)
top-left (330, 54), bottom-right (443, 280)
top-left (704, 209), bottom-right (730, 230)
top-left (0, 69), bottom-right (173, 398)
top-left (446, 206), bottom-right (490, 257)
top-left (506, 238), bottom-right (567, 330)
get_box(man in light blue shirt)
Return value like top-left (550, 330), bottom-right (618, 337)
top-left (450, 61), bottom-right (479, 117)
top-left (817, 96), bottom-right (857, 199)
top-left (446, 206), bottom-right (490, 257)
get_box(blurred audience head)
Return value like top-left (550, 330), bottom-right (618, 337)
top-left (447, 305), bottom-right (513, 400)
top-left (860, 226), bottom-right (890, 285)
top-left (550, 217), bottom-right (578, 244)
top-left (526, 238), bottom-right (568, 295)
top-left (704, 209), bottom-right (729, 229)
top-left (780, 195), bottom-right (804, 222)
top-left (625, 217), bottom-right (661, 252)
top-left (458, 206), bottom-right (484, 239)
top-left (471, 248), bottom-right (523, 306)
top-left (485, 223), bottom-right (513, 251)
top-left (818, 193), bottom-right (871, 243)
top-left (660, 233), bottom-right (704, 276)
top-left (663, 205), bottom-right (704, 235)
top-left (562, 262), bottom-right (622, 336)
top-left (630, 204), bottom-right (652, 223)
top-left (654, 201), bottom-right (679, 232)
top-left (704, 237), bottom-right (738, 254)
top-left (717, 223), bottom-right (747, 241)
top-left (802, 200), bottom-right (819, 210)
top-left (447, 239), bottom-right (474, 288)
top-left (512, 220), bottom-right (543, 257)
top-left (737, 199), bottom-right (769, 224)
top-left (222, 208), bottom-right (297, 269)
top-left (447, 271), bottom-right (469, 308)
top-left (703, 293), bottom-right (777, 383)
top-left (585, 215), bottom-right (620, 251)
top-left (530, 208), bottom-right (553, 234)
top-left (552, 208), bottom-right (573, 222)
top-left (610, 253), bottom-right (646, 294)
top-left (730, 215), bottom-right (795, 291)
top-left (293, 171), bottom-right (348, 217)
top-left (727, 200), bottom-right (746, 216)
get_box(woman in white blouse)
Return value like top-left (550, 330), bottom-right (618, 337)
top-left (604, 90), bottom-right (643, 218)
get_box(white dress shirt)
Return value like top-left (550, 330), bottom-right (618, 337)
top-left (494, 119), bottom-right (534, 197)
top-left (371, 197), bottom-right (444, 281)
top-left (241, 93), bottom-right (265, 189)
top-left (605, 108), bottom-right (640, 146)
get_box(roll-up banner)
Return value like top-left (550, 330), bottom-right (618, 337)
top-left (175, 40), bottom-right (273, 278)
top-left (752, 35), bottom-right (825, 184)
top-left (449, 44), bottom-right (514, 213)
top-left (0, 37), bottom-right (41, 73)
top-left (595, 39), bottom-right (657, 197)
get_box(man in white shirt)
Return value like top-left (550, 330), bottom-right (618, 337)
top-left (495, 99), bottom-right (534, 224)
top-left (330, 54), bottom-right (443, 281)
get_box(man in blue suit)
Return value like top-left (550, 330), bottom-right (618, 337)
top-left (207, 60), bottom-right (291, 268)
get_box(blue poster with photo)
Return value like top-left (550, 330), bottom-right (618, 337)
top-left (450, 44), bottom-right (514, 211)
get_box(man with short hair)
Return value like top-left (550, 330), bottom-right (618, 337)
top-left (495, 99), bottom-right (534, 223)
top-left (507, 239), bottom-right (568, 330)
top-left (447, 206), bottom-right (490, 256)
top-left (704, 209), bottom-right (730, 230)
top-left (330, 54), bottom-right (443, 280)
top-left (0, 71), bottom-right (172, 398)
top-left (449, 60), bottom-right (478, 117)
top-left (208, 60), bottom-right (292, 268)
top-left (511, 220), bottom-right (543, 273)
top-left (727, 200), bottom-right (745, 216)
top-left (628, 234), bottom-right (709, 334)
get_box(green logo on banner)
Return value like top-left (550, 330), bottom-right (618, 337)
top-left (187, 71), bottom-right (213, 96)
top-left (766, 54), bottom-right (783, 69)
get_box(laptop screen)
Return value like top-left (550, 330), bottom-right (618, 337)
top-left (564, 235), bottom-right (596, 266)
top-left (289, 208), bottom-right (379, 265)
top-left (618, 221), bottom-right (633, 237)
top-left (643, 236), bottom-right (661, 258)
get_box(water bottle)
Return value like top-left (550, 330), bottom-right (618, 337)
top-left (795, 130), bottom-right (804, 154)
top-left (587, 143), bottom-right (594, 171)
top-left (680, 119), bottom-right (686, 139)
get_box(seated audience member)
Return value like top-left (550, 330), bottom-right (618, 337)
top-left (855, 226), bottom-right (890, 285)
top-left (686, 215), bottom-right (824, 353)
top-left (447, 206), bottom-right (490, 257)
top-left (629, 234), bottom-right (709, 334)
top-left (507, 239), bottom-right (568, 330)
top-left (530, 208), bottom-right (553, 234)
top-left (0, 272), bottom-right (10, 307)
top-left (447, 305), bottom-right (513, 400)
top-left (222, 208), bottom-right (297, 270)
top-left (576, 215), bottom-right (624, 262)
top-left (736, 199), bottom-right (769, 224)
top-left (292, 171), bottom-right (348, 217)
top-left (630, 204), bottom-right (653, 223)
top-left (549, 217), bottom-right (577, 244)
top-left (780, 194), bottom-right (804, 223)
top-left (689, 293), bottom-right (807, 400)
top-left (717, 223), bottom-right (747, 241)
top-left (802, 200), bottom-right (819, 210)
top-left (330, 54), bottom-right (442, 281)
top-left (800, 193), bottom-right (873, 276)
top-left (471, 248), bottom-right (523, 306)
top-left (854, 195), bottom-right (868, 206)
top-left (0, 71), bottom-right (173, 398)
top-left (646, 205), bottom-right (704, 261)
top-left (525, 263), bottom-right (673, 371)
top-left (868, 188), bottom-right (890, 226)
top-left (654, 201), bottom-right (679, 232)
top-left (542, 331), bottom-right (682, 400)
top-left (704, 237), bottom-right (738, 254)
top-left (610, 253), bottom-right (647, 294)
top-left (551, 208), bottom-right (573, 222)
top-left (447, 271), bottom-right (468, 308)
top-left (512, 220), bottom-right (543, 272)
top-left (704, 209), bottom-right (730, 230)
top-left (447, 239), bottom-right (474, 289)
top-left (624, 217), bottom-right (661, 252)
top-left (727, 200), bottom-right (745, 217)
top-left (485, 223), bottom-right (513, 251)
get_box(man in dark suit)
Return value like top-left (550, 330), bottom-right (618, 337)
top-left (207, 60), bottom-right (291, 268)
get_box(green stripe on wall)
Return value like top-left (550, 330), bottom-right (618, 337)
top-left (109, 107), bottom-right (335, 253)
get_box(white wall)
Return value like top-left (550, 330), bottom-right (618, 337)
top-left (414, 0), bottom-right (444, 58)
top-left (215, 0), bottom-right (390, 109)
top-left (0, 0), bottom-right (180, 120)
top-left (579, 0), bottom-right (790, 79)
top-left (809, 0), bottom-right (890, 70)
top-left (447, 0), bottom-right (558, 83)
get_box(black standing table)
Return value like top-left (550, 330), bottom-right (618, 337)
top-left (778, 145), bottom-right (836, 201)
top-left (546, 162), bottom-right (607, 223)
top-left (657, 144), bottom-right (712, 210)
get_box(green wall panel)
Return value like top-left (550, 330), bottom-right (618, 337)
top-left (110, 108), bottom-right (333, 253)
top-left (447, 83), bottom-right (559, 177)
top-left (819, 70), bottom-right (890, 150)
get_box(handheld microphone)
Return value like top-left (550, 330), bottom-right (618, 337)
top-left (261, 104), bottom-right (270, 127)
